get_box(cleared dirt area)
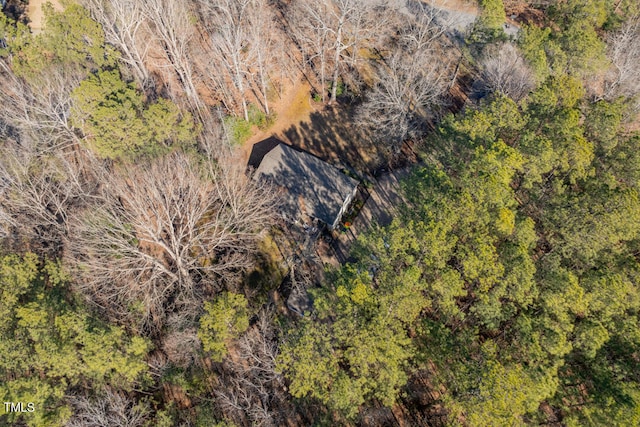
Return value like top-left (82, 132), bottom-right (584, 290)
top-left (26, 0), bottom-right (62, 34)
top-left (242, 80), bottom-right (383, 174)
top-left (241, 80), bottom-right (318, 163)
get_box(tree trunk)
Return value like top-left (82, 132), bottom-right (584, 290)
top-left (330, 23), bottom-right (343, 104)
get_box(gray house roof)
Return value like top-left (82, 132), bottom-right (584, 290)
top-left (253, 143), bottom-right (358, 227)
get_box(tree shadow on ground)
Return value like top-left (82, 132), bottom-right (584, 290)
top-left (3, 0), bottom-right (28, 22)
top-left (277, 104), bottom-right (382, 175)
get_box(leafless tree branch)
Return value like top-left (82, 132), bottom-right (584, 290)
top-left (66, 389), bottom-right (150, 427)
top-left (605, 15), bottom-right (640, 105)
top-left (215, 308), bottom-right (282, 427)
top-left (357, 49), bottom-right (450, 154)
top-left (478, 43), bottom-right (536, 102)
top-left (82, 0), bottom-right (152, 89)
top-left (141, 0), bottom-right (202, 111)
top-left (66, 152), bottom-right (275, 332)
top-left (0, 141), bottom-right (102, 253)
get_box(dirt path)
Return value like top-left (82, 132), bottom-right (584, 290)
top-left (26, 0), bottom-right (62, 34)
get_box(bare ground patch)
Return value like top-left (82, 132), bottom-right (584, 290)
top-left (240, 79), bottom-right (318, 164)
top-left (25, 0), bottom-right (62, 34)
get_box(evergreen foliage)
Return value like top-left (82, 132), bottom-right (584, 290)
top-left (470, 0), bottom-right (507, 43)
top-left (70, 70), bottom-right (194, 159)
top-left (280, 74), bottom-right (640, 422)
top-left (0, 2), bottom-right (114, 81)
top-left (198, 292), bottom-right (250, 362)
top-left (518, 0), bottom-right (610, 79)
top-left (0, 254), bottom-right (150, 427)
top-left (1, 0), bottom-right (640, 425)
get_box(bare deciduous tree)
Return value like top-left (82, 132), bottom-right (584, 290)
top-left (66, 390), bottom-right (150, 427)
top-left (161, 312), bottom-right (201, 368)
top-left (249, 0), bottom-right (279, 117)
top-left (355, 1), bottom-right (456, 156)
top-left (399, 0), bottom-right (456, 53)
top-left (141, 0), bottom-right (202, 112)
top-left (289, 0), bottom-right (390, 103)
top-left (0, 60), bottom-right (81, 148)
top-left (202, 0), bottom-right (258, 121)
top-left (0, 177), bottom-right (18, 241)
top-left (357, 49), bottom-right (449, 154)
top-left (0, 59), bottom-right (101, 252)
top-left (162, 328), bottom-right (201, 368)
top-left (198, 0), bottom-right (281, 120)
top-left (0, 141), bottom-right (101, 253)
top-left (82, 0), bottom-right (151, 88)
top-left (215, 308), bottom-right (282, 427)
top-left (288, 0), bottom-right (332, 103)
top-left (66, 152), bottom-right (274, 332)
top-left (478, 42), bottom-right (536, 102)
top-left (605, 15), bottom-right (640, 103)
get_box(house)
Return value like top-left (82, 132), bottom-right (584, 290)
top-left (251, 140), bottom-right (359, 230)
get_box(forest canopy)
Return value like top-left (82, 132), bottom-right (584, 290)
top-left (0, 0), bottom-right (639, 426)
